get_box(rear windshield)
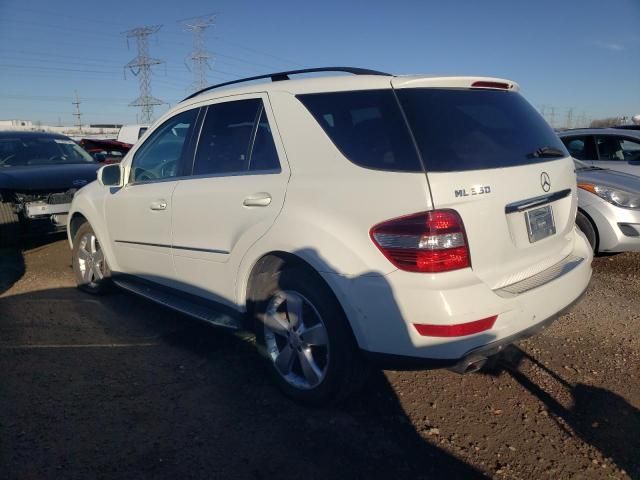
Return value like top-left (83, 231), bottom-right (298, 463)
top-left (396, 89), bottom-right (568, 172)
top-left (298, 88), bottom-right (568, 173)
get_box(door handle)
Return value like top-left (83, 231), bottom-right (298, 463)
top-left (149, 200), bottom-right (167, 211)
top-left (243, 193), bottom-right (272, 207)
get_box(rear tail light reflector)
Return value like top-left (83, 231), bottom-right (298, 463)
top-left (414, 316), bottom-right (497, 337)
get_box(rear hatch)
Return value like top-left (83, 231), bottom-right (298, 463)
top-left (393, 77), bottom-right (577, 289)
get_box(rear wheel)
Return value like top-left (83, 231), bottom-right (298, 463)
top-left (72, 222), bottom-right (111, 294)
top-left (576, 210), bottom-right (597, 253)
top-left (251, 262), bottom-right (368, 406)
top-left (0, 202), bottom-right (20, 248)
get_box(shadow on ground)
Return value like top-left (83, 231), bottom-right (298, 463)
top-left (483, 346), bottom-right (640, 478)
top-left (0, 232), bottom-right (67, 295)
top-left (0, 286), bottom-right (485, 479)
top-left (0, 248), bottom-right (24, 295)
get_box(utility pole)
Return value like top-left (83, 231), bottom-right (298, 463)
top-left (548, 106), bottom-right (556, 129)
top-left (124, 25), bottom-right (164, 124)
top-left (182, 14), bottom-right (215, 92)
top-left (72, 90), bottom-right (83, 133)
top-left (565, 108), bottom-right (574, 129)
top-left (539, 104), bottom-right (547, 123)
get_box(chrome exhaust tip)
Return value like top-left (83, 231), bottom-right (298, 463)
top-left (450, 356), bottom-right (488, 375)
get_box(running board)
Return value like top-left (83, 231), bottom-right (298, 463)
top-left (112, 277), bottom-right (242, 330)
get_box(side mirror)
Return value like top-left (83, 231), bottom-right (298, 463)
top-left (98, 164), bottom-right (122, 187)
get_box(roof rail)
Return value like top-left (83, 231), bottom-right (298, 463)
top-left (181, 66), bottom-right (391, 102)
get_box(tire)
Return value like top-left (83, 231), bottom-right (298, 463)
top-left (251, 262), bottom-right (369, 406)
top-left (72, 222), bottom-right (111, 294)
top-left (0, 202), bottom-right (20, 248)
top-left (576, 210), bottom-right (597, 253)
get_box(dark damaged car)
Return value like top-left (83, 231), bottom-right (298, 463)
top-left (0, 131), bottom-right (99, 246)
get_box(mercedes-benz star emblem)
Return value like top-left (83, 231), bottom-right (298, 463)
top-left (540, 172), bottom-right (551, 192)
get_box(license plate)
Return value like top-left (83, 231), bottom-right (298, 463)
top-left (525, 205), bottom-right (556, 243)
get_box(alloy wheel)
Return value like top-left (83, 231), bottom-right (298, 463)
top-left (263, 290), bottom-right (330, 389)
top-left (76, 232), bottom-right (105, 286)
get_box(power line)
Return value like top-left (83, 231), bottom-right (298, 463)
top-left (124, 25), bottom-right (165, 124)
top-left (182, 14), bottom-right (216, 92)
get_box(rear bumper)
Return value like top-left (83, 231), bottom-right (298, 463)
top-left (363, 287), bottom-right (586, 370)
top-left (325, 227), bottom-right (592, 362)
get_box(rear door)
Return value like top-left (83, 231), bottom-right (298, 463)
top-left (170, 94), bottom-right (289, 306)
top-left (593, 134), bottom-right (640, 175)
top-left (394, 82), bottom-right (578, 289)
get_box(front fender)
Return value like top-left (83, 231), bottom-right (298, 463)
top-left (67, 183), bottom-right (121, 273)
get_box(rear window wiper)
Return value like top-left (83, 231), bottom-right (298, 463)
top-left (528, 146), bottom-right (566, 159)
top-left (575, 165), bottom-right (605, 172)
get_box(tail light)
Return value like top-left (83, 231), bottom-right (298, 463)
top-left (471, 80), bottom-right (512, 90)
top-left (370, 210), bottom-right (470, 273)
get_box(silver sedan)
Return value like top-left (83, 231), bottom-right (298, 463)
top-left (575, 160), bottom-right (640, 253)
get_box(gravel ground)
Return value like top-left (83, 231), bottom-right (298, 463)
top-left (0, 237), bottom-right (638, 479)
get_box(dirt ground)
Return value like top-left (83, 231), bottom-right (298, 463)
top-left (0, 237), bottom-right (638, 479)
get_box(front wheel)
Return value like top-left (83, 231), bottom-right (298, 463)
top-left (252, 264), bottom-right (368, 406)
top-left (72, 222), bottom-right (111, 294)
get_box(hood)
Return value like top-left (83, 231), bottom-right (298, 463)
top-left (576, 167), bottom-right (640, 193)
top-left (0, 163), bottom-right (100, 192)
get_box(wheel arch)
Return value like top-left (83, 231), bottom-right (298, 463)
top-left (576, 207), bottom-right (599, 253)
top-left (243, 250), bottom-right (363, 345)
top-left (68, 212), bottom-right (88, 246)
top-left (67, 197), bottom-right (120, 273)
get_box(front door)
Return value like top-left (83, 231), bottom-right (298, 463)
top-left (104, 107), bottom-right (199, 284)
top-left (170, 95), bottom-right (289, 306)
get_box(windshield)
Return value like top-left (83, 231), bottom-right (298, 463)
top-left (0, 136), bottom-right (95, 167)
top-left (396, 89), bottom-right (569, 172)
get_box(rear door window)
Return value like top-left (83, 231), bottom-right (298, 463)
top-left (595, 135), bottom-right (640, 161)
top-left (595, 136), bottom-right (625, 161)
top-left (249, 108), bottom-right (280, 171)
top-left (297, 90), bottom-right (422, 172)
top-left (620, 138), bottom-right (640, 161)
top-left (192, 98), bottom-right (281, 176)
top-left (396, 89), bottom-right (568, 172)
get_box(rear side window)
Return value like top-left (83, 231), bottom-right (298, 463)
top-left (193, 99), bottom-right (280, 176)
top-left (396, 89), bottom-right (569, 172)
top-left (297, 90), bottom-right (422, 172)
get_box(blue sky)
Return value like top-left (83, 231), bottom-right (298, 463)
top-left (0, 0), bottom-right (638, 126)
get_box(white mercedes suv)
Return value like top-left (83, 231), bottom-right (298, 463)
top-left (68, 67), bottom-right (592, 405)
